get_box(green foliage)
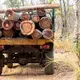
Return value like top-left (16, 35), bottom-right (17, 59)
top-left (76, 68), bottom-right (80, 80)
top-left (48, 0), bottom-right (54, 3)
top-left (77, 40), bottom-right (80, 52)
top-left (4, 0), bottom-right (21, 8)
top-left (4, 0), bottom-right (27, 8)
top-left (55, 9), bottom-right (61, 15)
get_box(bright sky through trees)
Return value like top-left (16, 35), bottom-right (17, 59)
top-left (0, 0), bottom-right (74, 9)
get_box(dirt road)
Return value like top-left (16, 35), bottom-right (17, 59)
top-left (0, 52), bottom-right (76, 80)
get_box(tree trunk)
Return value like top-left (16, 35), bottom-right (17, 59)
top-left (73, 0), bottom-right (79, 49)
top-left (73, 1), bottom-right (80, 79)
top-left (59, 0), bottom-right (68, 39)
top-left (21, 0), bottom-right (25, 6)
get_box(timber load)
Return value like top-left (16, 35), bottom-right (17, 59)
top-left (0, 4), bottom-right (59, 40)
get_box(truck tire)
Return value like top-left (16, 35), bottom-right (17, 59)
top-left (39, 60), bottom-right (45, 67)
top-left (0, 65), bottom-right (2, 75)
top-left (7, 63), bottom-right (13, 68)
top-left (0, 53), bottom-right (4, 75)
top-left (44, 50), bottom-right (54, 75)
top-left (7, 54), bottom-right (13, 68)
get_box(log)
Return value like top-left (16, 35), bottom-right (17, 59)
top-left (0, 18), bottom-right (3, 29)
top-left (37, 8), bottom-right (46, 17)
top-left (14, 21), bottom-right (21, 30)
top-left (20, 20), bottom-right (35, 35)
top-left (0, 4), bottom-right (59, 13)
top-left (42, 29), bottom-right (53, 39)
top-left (20, 12), bottom-right (30, 21)
top-left (32, 14), bottom-right (40, 23)
top-left (5, 9), bottom-right (20, 21)
top-left (0, 30), bottom-right (2, 38)
top-left (3, 29), bottom-right (14, 37)
top-left (19, 32), bottom-right (27, 38)
top-left (31, 29), bottom-right (42, 39)
top-left (2, 19), bottom-right (13, 30)
top-left (39, 17), bottom-right (52, 29)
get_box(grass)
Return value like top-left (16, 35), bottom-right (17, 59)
top-left (54, 31), bottom-right (80, 80)
top-left (54, 31), bottom-right (73, 52)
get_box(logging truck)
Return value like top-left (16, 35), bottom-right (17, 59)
top-left (0, 4), bottom-right (59, 75)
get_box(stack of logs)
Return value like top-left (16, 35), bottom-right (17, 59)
top-left (0, 9), bottom-right (53, 39)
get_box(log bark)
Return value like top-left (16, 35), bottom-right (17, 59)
top-left (3, 29), bottom-right (14, 37)
top-left (13, 21), bottom-right (21, 30)
top-left (32, 14), bottom-right (40, 23)
top-left (37, 8), bottom-right (46, 17)
top-left (20, 12), bottom-right (30, 21)
top-left (31, 29), bottom-right (42, 39)
top-left (0, 30), bottom-right (2, 38)
top-left (5, 9), bottom-right (20, 21)
top-left (0, 18), bottom-right (3, 29)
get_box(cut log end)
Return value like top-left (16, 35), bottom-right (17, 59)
top-left (20, 20), bottom-right (35, 35)
top-left (31, 29), bottom-right (42, 39)
top-left (42, 29), bottom-right (53, 39)
top-left (2, 19), bottom-right (13, 30)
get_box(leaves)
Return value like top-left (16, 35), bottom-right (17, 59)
top-left (48, 0), bottom-right (54, 3)
top-left (4, 0), bottom-right (27, 8)
top-left (4, 0), bottom-right (21, 8)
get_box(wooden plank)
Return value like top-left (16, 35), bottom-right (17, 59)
top-left (0, 38), bottom-right (53, 45)
top-left (0, 4), bottom-right (59, 13)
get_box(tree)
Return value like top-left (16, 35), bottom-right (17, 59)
top-left (73, 0), bottom-right (80, 62)
top-left (73, 0), bottom-right (80, 80)
top-left (4, 0), bottom-right (21, 8)
top-left (21, 0), bottom-right (25, 6)
top-left (4, 0), bottom-right (27, 8)
top-left (21, 0), bottom-right (27, 6)
top-left (29, 0), bottom-right (49, 5)
top-left (73, 0), bottom-right (79, 50)
top-left (48, 0), bottom-right (53, 3)
top-left (59, 0), bottom-right (69, 39)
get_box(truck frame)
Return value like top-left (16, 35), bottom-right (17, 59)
top-left (0, 4), bottom-right (59, 75)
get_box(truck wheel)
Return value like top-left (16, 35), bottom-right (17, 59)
top-left (7, 63), bottom-right (13, 68)
top-left (39, 54), bottom-right (45, 67)
top-left (0, 53), bottom-right (4, 75)
top-left (7, 54), bottom-right (13, 68)
top-left (39, 60), bottom-right (45, 67)
top-left (0, 65), bottom-right (2, 75)
top-left (44, 50), bottom-right (54, 75)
